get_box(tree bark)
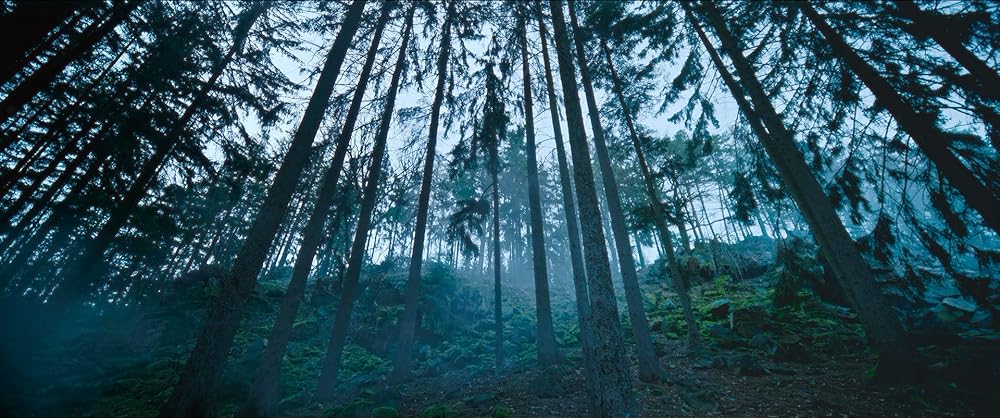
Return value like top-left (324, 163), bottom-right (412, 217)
top-left (392, 0), bottom-right (453, 383)
top-left (238, 6), bottom-right (390, 416)
top-left (519, 9), bottom-right (560, 368)
top-left (688, 1), bottom-right (920, 381)
top-left (536, 7), bottom-right (600, 411)
top-left (157, 2), bottom-right (365, 416)
top-left (599, 37), bottom-right (701, 353)
top-left (567, 0), bottom-right (663, 381)
top-left (548, 0), bottom-right (635, 414)
top-left (314, 6), bottom-right (413, 401)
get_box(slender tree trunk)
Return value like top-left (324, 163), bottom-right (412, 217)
top-left (796, 3), bottom-right (999, 233)
top-left (314, 7), bottom-right (413, 401)
top-left (599, 199), bottom-right (621, 283)
top-left (519, 10), bottom-right (559, 367)
top-left (238, 7), bottom-right (390, 416)
top-left (600, 37), bottom-right (701, 352)
top-left (688, 1), bottom-right (920, 380)
top-left (634, 236), bottom-right (646, 267)
top-left (157, 3), bottom-right (365, 417)
top-left (549, 0), bottom-right (634, 414)
top-left (0, 0), bottom-right (141, 126)
top-left (392, 0), bottom-right (453, 383)
top-left (536, 8), bottom-right (600, 410)
top-left (567, 1), bottom-right (662, 381)
top-left (491, 147), bottom-right (503, 374)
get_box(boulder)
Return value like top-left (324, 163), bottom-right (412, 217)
top-left (705, 299), bottom-right (730, 319)
top-left (750, 333), bottom-right (777, 353)
top-left (708, 324), bottom-right (743, 348)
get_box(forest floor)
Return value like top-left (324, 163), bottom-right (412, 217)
top-left (383, 342), bottom-right (978, 417)
top-left (3, 246), bottom-right (997, 416)
top-left (287, 265), bottom-right (996, 417)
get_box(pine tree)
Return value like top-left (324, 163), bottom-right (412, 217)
top-left (598, 36), bottom-right (701, 353)
top-left (796, 3), bottom-right (999, 234)
top-left (48, 2), bottom-right (268, 314)
top-left (0, 0), bottom-right (94, 86)
top-left (548, 0), bottom-right (634, 414)
top-left (518, 4), bottom-right (560, 367)
top-left (567, 0), bottom-right (664, 381)
top-left (536, 5), bottom-right (600, 410)
top-left (314, 4), bottom-right (415, 401)
top-left (392, 0), bottom-right (455, 383)
top-left (238, 4), bottom-right (393, 415)
top-left (0, 0), bottom-right (141, 126)
top-left (157, 2), bottom-right (369, 416)
top-left (686, 0), bottom-right (920, 381)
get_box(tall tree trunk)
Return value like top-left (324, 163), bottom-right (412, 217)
top-left (796, 3), bottom-right (999, 234)
top-left (519, 10), bottom-right (559, 368)
top-left (687, 1), bottom-right (920, 380)
top-left (536, 7), bottom-right (599, 411)
top-left (314, 7), bottom-right (413, 401)
top-left (491, 144), bottom-right (503, 374)
top-left (157, 3), bottom-right (366, 417)
top-left (238, 7), bottom-right (390, 416)
top-left (548, 0), bottom-right (634, 414)
top-left (0, 0), bottom-right (141, 126)
top-left (599, 37), bottom-right (701, 352)
top-left (49, 3), bottom-right (267, 313)
top-left (392, 0), bottom-right (453, 383)
top-left (567, 1), bottom-right (663, 382)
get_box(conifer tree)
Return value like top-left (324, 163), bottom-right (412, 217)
top-left (239, 4), bottom-right (393, 415)
top-left (393, 0), bottom-right (455, 383)
top-left (548, 0), bottom-right (634, 414)
top-left (158, 2), bottom-right (369, 416)
top-left (686, 0), bottom-right (920, 381)
top-left (518, 4), bottom-right (560, 367)
top-left (315, 4), bottom-right (415, 401)
top-left (567, 0), bottom-right (664, 380)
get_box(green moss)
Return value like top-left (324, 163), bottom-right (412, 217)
top-left (372, 406), bottom-right (400, 417)
top-left (422, 403), bottom-right (455, 417)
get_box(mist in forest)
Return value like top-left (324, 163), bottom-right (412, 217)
top-left (0, 0), bottom-right (997, 416)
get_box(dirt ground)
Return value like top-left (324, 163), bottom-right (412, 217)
top-left (393, 341), bottom-right (983, 416)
